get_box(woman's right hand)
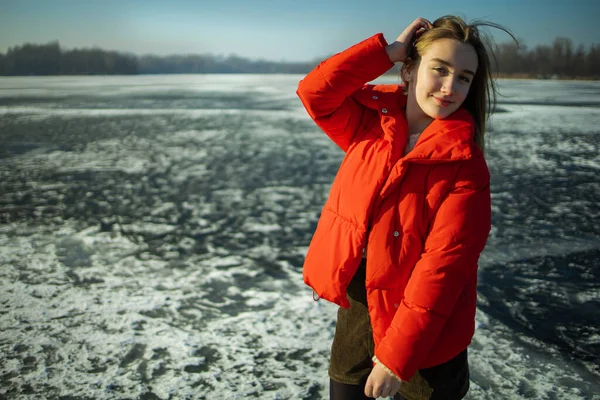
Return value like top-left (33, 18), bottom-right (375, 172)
top-left (385, 17), bottom-right (432, 63)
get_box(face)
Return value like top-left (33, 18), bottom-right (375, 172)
top-left (404, 38), bottom-right (478, 120)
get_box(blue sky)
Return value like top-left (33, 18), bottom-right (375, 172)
top-left (1, 0), bottom-right (599, 62)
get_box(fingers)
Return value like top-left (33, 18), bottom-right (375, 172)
top-left (416, 26), bottom-right (428, 36)
top-left (364, 376), bottom-right (374, 398)
top-left (364, 383), bottom-right (382, 398)
top-left (407, 17), bottom-right (431, 35)
top-left (365, 385), bottom-right (392, 398)
top-left (390, 16), bottom-right (433, 63)
top-left (401, 17), bottom-right (432, 48)
top-left (413, 17), bottom-right (433, 30)
top-left (365, 366), bottom-right (401, 398)
top-left (365, 380), bottom-right (395, 398)
top-left (412, 17), bottom-right (432, 38)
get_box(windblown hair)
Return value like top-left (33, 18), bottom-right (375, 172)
top-left (402, 16), bottom-right (516, 152)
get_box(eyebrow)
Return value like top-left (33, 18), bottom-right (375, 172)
top-left (430, 58), bottom-right (476, 76)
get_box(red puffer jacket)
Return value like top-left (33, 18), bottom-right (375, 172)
top-left (297, 33), bottom-right (491, 381)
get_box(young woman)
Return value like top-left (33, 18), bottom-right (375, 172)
top-left (297, 16), bottom-right (512, 399)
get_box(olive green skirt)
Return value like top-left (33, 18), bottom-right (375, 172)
top-left (328, 260), bottom-right (470, 400)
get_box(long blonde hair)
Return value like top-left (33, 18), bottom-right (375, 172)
top-left (402, 16), bottom-right (516, 152)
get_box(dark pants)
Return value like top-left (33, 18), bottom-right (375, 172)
top-left (328, 260), bottom-right (470, 400)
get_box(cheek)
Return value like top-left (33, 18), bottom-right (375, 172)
top-left (457, 85), bottom-right (471, 103)
top-left (416, 73), bottom-right (438, 94)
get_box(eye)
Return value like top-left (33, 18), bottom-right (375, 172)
top-left (459, 75), bottom-right (471, 83)
top-left (433, 66), bottom-right (447, 74)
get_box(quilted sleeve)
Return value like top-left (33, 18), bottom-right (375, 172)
top-left (296, 33), bottom-right (394, 152)
top-left (375, 157), bottom-right (492, 381)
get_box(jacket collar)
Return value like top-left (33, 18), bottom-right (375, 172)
top-left (404, 108), bottom-right (476, 162)
top-left (353, 84), bottom-right (478, 162)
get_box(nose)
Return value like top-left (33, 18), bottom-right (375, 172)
top-left (441, 77), bottom-right (456, 96)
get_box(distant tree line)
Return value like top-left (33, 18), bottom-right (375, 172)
top-left (0, 38), bottom-right (598, 79)
top-left (493, 37), bottom-right (600, 79)
top-left (0, 42), bottom-right (138, 75)
top-left (137, 53), bottom-right (313, 74)
top-left (0, 41), bottom-right (316, 75)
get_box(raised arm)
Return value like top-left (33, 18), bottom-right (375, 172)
top-left (296, 18), bottom-right (432, 153)
top-left (296, 33), bottom-right (392, 151)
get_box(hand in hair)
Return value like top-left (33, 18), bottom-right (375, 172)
top-left (386, 17), bottom-right (432, 63)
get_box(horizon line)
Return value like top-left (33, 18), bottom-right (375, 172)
top-left (3, 35), bottom-right (599, 65)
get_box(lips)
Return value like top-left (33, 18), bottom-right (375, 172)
top-left (433, 96), bottom-right (453, 107)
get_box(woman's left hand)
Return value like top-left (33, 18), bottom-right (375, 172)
top-left (364, 363), bottom-right (402, 398)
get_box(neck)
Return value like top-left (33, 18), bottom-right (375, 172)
top-left (405, 95), bottom-right (433, 136)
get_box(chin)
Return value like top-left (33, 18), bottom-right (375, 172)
top-left (424, 107), bottom-right (454, 120)
top-left (418, 99), bottom-right (458, 120)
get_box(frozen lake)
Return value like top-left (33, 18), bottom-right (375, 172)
top-left (0, 75), bottom-right (599, 399)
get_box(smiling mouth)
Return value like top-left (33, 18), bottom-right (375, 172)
top-left (433, 97), bottom-right (453, 107)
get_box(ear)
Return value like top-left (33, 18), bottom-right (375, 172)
top-left (401, 58), bottom-right (414, 83)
